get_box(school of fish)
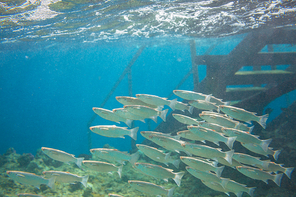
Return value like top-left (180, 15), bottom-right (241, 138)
top-left (6, 90), bottom-right (294, 197)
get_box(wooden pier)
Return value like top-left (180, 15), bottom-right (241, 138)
top-left (155, 28), bottom-right (296, 134)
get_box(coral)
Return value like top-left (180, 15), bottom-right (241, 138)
top-left (82, 187), bottom-right (93, 197)
top-left (17, 153), bottom-right (34, 168)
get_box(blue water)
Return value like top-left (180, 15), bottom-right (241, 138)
top-left (1, 37), bottom-right (296, 157)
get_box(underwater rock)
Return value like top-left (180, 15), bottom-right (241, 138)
top-left (68, 182), bottom-right (84, 193)
top-left (0, 155), bottom-right (7, 167)
top-left (78, 154), bottom-right (92, 160)
top-left (82, 187), bottom-right (93, 197)
top-left (4, 147), bottom-right (16, 156)
top-left (17, 153), bottom-right (34, 168)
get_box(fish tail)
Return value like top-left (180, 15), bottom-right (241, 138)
top-left (151, 116), bottom-right (158, 123)
top-left (223, 101), bottom-right (230, 106)
top-left (130, 127), bottom-right (139, 141)
top-left (188, 106), bottom-right (194, 114)
top-left (224, 150), bottom-right (234, 165)
top-left (261, 160), bottom-right (270, 170)
top-left (47, 177), bottom-right (56, 189)
top-left (129, 151), bottom-right (140, 165)
top-left (248, 187), bottom-right (256, 197)
top-left (76, 157), bottom-right (84, 169)
top-left (273, 150), bottom-right (281, 161)
top-left (215, 166), bottom-right (225, 178)
top-left (205, 94), bottom-right (211, 102)
top-left (173, 171), bottom-right (185, 187)
top-left (171, 159), bottom-right (181, 169)
top-left (125, 119), bottom-right (133, 128)
top-left (248, 125), bottom-right (255, 134)
top-left (273, 173), bottom-right (283, 186)
top-left (167, 186), bottom-right (176, 197)
top-left (117, 165), bottom-right (123, 178)
top-left (261, 138), bottom-right (272, 152)
top-left (284, 167), bottom-right (294, 179)
top-left (217, 106), bottom-right (220, 113)
top-left (235, 191), bottom-right (243, 197)
top-left (169, 99), bottom-right (177, 111)
top-left (258, 114), bottom-right (269, 129)
top-left (226, 136), bottom-right (237, 149)
top-left (220, 178), bottom-right (229, 189)
top-left (164, 152), bottom-right (171, 160)
top-left (81, 175), bottom-right (89, 187)
top-left (160, 109), bottom-right (169, 122)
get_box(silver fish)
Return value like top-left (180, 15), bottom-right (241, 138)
top-left (255, 161), bottom-right (294, 179)
top-left (89, 125), bottom-right (139, 140)
top-left (219, 105), bottom-right (269, 129)
top-left (236, 166), bottom-right (283, 186)
top-left (232, 152), bottom-right (269, 169)
top-left (116, 96), bottom-right (157, 108)
top-left (108, 194), bottom-right (124, 197)
top-left (221, 127), bottom-right (272, 152)
top-left (41, 147), bottom-right (84, 168)
top-left (180, 156), bottom-right (224, 178)
top-left (113, 108), bottom-right (145, 122)
top-left (224, 179), bottom-right (256, 197)
top-left (183, 143), bottom-right (234, 164)
top-left (172, 114), bottom-right (201, 125)
top-left (128, 180), bottom-right (175, 197)
top-left (188, 126), bottom-right (236, 149)
top-left (189, 100), bottom-right (219, 112)
top-left (169, 99), bottom-right (193, 113)
top-left (83, 160), bottom-right (123, 178)
top-left (134, 162), bottom-right (185, 186)
top-left (7, 171), bottom-right (55, 189)
top-left (173, 90), bottom-right (211, 101)
top-left (201, 181), bottom-right (229, 195)
top-left (136, 144), bottom-right (180, 168)
top-left (124, 105), bottom-right (168, 123)
top-left (177, 130), bottom-right (206, 143)
top-left (90, 148), bottom-right (139, 164)
top-left (241, 143), bottom-right (281, 161)
top-left (43, 171), bottom-right (88, 187)
top-left (17, 194), bottom-right (46, 197)
top-left (136, 94), bottom-right (170, 109)
top-left (186, 167), bottom-right (228, 188)
top-left (92, 107), bottom-right (127, 124)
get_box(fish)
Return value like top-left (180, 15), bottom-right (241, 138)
top-left (134, 163), bottom-right (185, 186)
top-left (90, 148), bottom-right (139, 165)
top-left (43, 171), bottom-right (89, 187)
top-left (124, 105), bottom-right (168, 123)
top-left (188, 126), bottom-right (237, 149)
top-left (180, 156), bottom-right (225, 178)
top-left (236, 166), bottom-right (283, 186)
top-left (17, 194), bottom-right (46, 197)
top-left (92, 107), bottom-right (127, 125)
top-left (139, 131), bottom-right (180, 140)
top-left (219, 105), bottom-right (269, 129)
top-left (241, 143), bottom-right (281, 161)
top-left (183, 143), bottom-right (234, 164)
top-left (224, 179), bottom-right (256, 197)
top-left (108, 194), bottom-right (124, 197)
top-left (136, 94), bottom-right (170, 109)
top-left (128, 180), bottom-right (175, 197)
top-left (186, 167), bottom-right (228, 188)
top-left (169, 99), bottom-right (194, 113)
top-left (41, 147), bottom-right (84, 168)
top-left (140, 131), bottom-right (188, 154)
top-left (208, 95), bottom-right (229, 106)
top-left (255, 161), bottom-right (294, 179)
top-left (116, 96), bottom-right (157, 108)
top-left (173, 90), bottom-right (211, 101)
top-left (89, 125), bottom-right (139, 140)
top-left (6, 171), bottom-right (55, 189)
top-left (198, 121), bottom-right (224, 133)
top-left (201, 181), bottom-right (230, 196)
top-left (189, 100), bottom-right (219, 112)
top-left (199, 113), bottom-right (240, 128)
top-left (83, 160), bottom-right (123, 178)
top-left (172, 114), bottom-right (201, 125)
top-left (232, 152), bottom-right (270, 169)
top-left (136, 144), bottom-right (181, 168)
top-left (221, 127), bottom-right (272, 152)
top-left (215, 157), bottom-right (242, 169)
top-left (113, 108), bottom-right (145, 123)
top-left (176, 130), bottom-right (206, 143)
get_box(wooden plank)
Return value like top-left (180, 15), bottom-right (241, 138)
top-left (227, 72), bottom-right (295, 85)
top-left (195, 52), bottom-right (296, 67)
top-left (224, 87), bottom-right (266, 101)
